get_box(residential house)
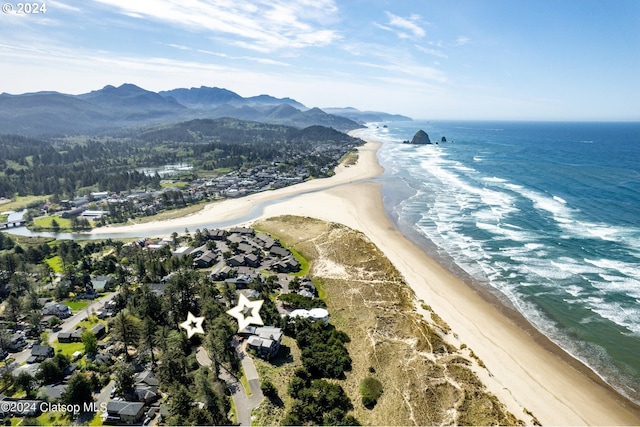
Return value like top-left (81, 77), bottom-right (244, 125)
top-left (0, 395), bottom-right (43, 417)
top-left (244, 253), bottom-right (260, 268)
top-left (149, 282), bottom-right (169, 296)
top-left (44, 384), bottom-right (67, 400)
top-left (226, 254), bottom-right (246, 267)
top-left (224, 273), bottom-right (255, 289)
top-left (104, 400), bottom-right (145, 424)
top-left (210, 265), bottom-right (232, 281)
top-left (91, 275), bottom-right (115, 292)
top-left (269, 246), bottom-right (290, 258)
top-left (29, 344), bottom-right (54, 363)
top-left (245, 326), bottom-right (283, 359)
top-left (255, 233), bottom-right (277, 250)
top-left (193, 250), bottom-right (217, 268)
top-left (133, 370), bottom-right (160, 404)
top-left (210, 229), bottom-right (226, 240)
top-left (91, 323), bottom-right (106, 339)
top-left (39, 315), bottom-right (55, 329)
top-left (237, 243), bottom-right (257, 254)
top-left (229, 227), bottom-right (254, 236)
top-left (298, 278), bottom-right (317, 299)
top-left (171, 246), bottom-right (193, 258)
top-left (42, 302), bottom-right (71, 319)
top-left (71, 328), bottom-right (85, 342)
top-left (8, 333), bottom-right (26, 352)
top-left (273, 256), bottom-right (301, 273)
top-left (57, 332), bottom-right (72, 343)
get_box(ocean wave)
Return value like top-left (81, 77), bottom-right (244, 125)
top-left (375, 120), bottom-right (640, 405)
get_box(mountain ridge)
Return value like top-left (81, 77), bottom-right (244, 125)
top-left (0, 83), bottom-right (409, 136)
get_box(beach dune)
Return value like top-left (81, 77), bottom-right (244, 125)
top-left (98, 133), bottom-right (640, 425)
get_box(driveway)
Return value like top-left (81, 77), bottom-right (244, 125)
top-left (196, 346), bottom-right (263, 426)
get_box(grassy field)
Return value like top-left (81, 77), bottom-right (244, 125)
top-left (63, 299), bottom-right (90, 311)
top-left (0, 195), bottom-right (49, 212)
top-left (45, 255), bottom-right (65, 273)
top-left (52, 341), bottom-right (85, 358)
top-left (255, 216), bottom-right (524, 426)
top-left (160, 181), bottom-right (189, 188)
top-left (32, 215), bottom-right (74, 231)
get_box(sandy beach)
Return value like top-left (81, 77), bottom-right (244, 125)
top-left (97, 133), bottom-right (640, 425)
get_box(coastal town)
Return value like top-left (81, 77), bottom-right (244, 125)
top-left (0, 224), bottom-right (336, 425)
top-left (15, 130), bottom-right (363, 232)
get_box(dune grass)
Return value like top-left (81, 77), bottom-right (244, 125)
top-left (255, 216), bottom-right (523, 426)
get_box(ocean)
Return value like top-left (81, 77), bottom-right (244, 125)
top-left (362, 120), bottom-right (640, 405)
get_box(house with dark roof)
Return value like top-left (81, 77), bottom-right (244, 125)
top-left (224, 273), bottom-right (254, 289)
top-left (269, 246), bottom-right (290, 258)
top-left (210, 265), bottom-right (232, 281)
top-left (57, 332), bottom-right (72, 343)
top-left (104, 400), bottom-right (145, 424)
top-left (29, 344), bottom-right (54, 362)
top-left (193, 250), bottom-right (217, 268)
top-left (210, 229), bottom-right (226, 240)
top-left (226, 254), bottom-right (246, 267)
top-left (133, 370), bottom-right (160, 404)
top-left (244, 253), bottom-right (260, 267)
top-left (8, 333), bottom-right (26, 351)
top-left (0, 395), bottom-right (43, 417)
top-left (229, 227), bottom-right (254, 236)
top-left (245, 326), bottom-right (283, 359)
top-left (237, 243), bottom-right (257, 254)
top-left (255, 233), bottom-right (277, 250)
top-left (91, 323), bottom-right (106, 339)
top-left (274, 256), bottom-right (301, 273)
top-left (44, 384), bottom-right (67, 400)
top-left (42, 301), bottom-right (71, 319)
top-left (71, 328), bottom-right (85, 342)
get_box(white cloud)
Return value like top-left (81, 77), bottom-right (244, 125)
top-left (89, 0), bottom-right (341, 53)
top-left (356, 60), bottom-right (447, 84)
top-left (383, 11), bottom-right (426, 39)
top-left (415, 45), bottom-right (448, 58)
top-left (166, 43), bottom-right (191, 51)
top-left (199, 49), bottom-right (291, 66)
top-left (456, 36), bottom-right (471, 46)
top-left (47, 0), bottom-right (82, 13)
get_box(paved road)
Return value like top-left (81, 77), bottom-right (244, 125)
top-left (11, 292), bottom-right (118, 366)
top-left (196, 346), bottom-right (263, 426)
top-left (48, 292), bottom-right (118, 343)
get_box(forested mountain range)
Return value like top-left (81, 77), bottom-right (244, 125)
top-left (0, 83), bottom-right (409, 137)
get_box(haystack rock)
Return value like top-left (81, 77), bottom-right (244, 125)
top-left (408, 129), bottom-right (431, 144)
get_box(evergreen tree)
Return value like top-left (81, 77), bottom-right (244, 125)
top-left (61, 372), bottom-right (94, 409)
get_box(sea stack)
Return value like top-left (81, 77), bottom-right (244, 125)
top-left (408, 129), bottom-right (431, 144)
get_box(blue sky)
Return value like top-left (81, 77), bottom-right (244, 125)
top-left (1, 0), bottom-right (639, 120)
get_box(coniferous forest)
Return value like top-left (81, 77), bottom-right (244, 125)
top-left (0, 118), bottom-right (362, 199)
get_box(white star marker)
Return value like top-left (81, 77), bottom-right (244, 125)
top-left (179, 311), bottom-right (205, 338)
top-left (226, 294), bottom-right (264, 331)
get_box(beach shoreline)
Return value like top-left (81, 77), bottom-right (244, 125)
top-left (94, 131), bottom-right (640, 425)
